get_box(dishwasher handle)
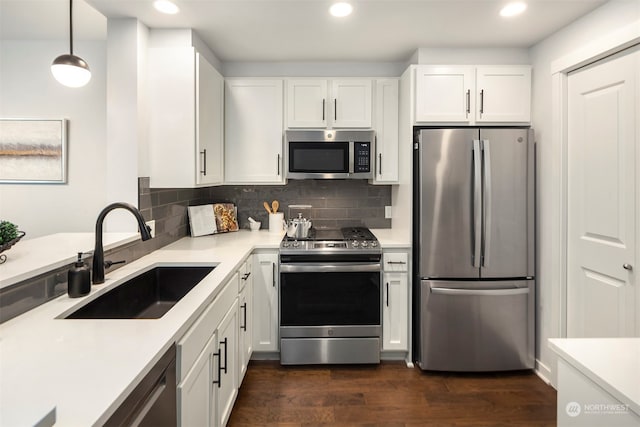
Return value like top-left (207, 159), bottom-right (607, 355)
top-left (430, 287), bottom-right (529, 297)
top-left (280, 263), bottom-right (381, 273)
top-left (129, 374), bottom-right (167, 427)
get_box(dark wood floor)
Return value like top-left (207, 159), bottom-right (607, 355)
top-left (228, 361), bottom-right (557, 427)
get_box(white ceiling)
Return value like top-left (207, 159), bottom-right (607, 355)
top-left (0, 0), bottom-right (609, 62)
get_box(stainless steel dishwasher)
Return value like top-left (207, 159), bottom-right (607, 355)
top-left (104, 345), bottom-right (176, 427)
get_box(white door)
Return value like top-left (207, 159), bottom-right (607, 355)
top-left (382, 272), bottom-right (408, 351)
top-left (475, 66), bottom-right (531, 123)
top-left (374, 79), bottom-right (399, 183)
top-left (414, 65), bottom-right (474, 123)
top-left (252, 253), bottom-right (279, 352)
top-left (196, 53), bottom-right (224, 185)
top-left (287, 79), bottom-right (328, 128)
top-left (567, 49), bottom-right (638, 338)
top-left (331, 79), bottom-right (372, 128)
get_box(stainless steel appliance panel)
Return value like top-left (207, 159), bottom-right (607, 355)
top-left (280, 337), bottom-right (380, 365)
top-left (418, 279), bottom-right (534, 371)
top-left (418, 128), bottom-right (479, 279)
top-left (479, 128), bottom-right (535, 278)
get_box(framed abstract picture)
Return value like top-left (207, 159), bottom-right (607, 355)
top-left (0, 119), bottom-right (68, 183)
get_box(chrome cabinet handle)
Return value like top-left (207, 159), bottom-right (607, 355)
top-left (466, 89), bottom-right (470, 116)
top-left (623, 263), bottom-right (633, 271)
top-left (387, 261), bottom-right (406, 265)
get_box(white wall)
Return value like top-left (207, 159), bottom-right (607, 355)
top-left (0, 40), bottom-right (107, 238)
top-left (529, 0), bottom-right (640, 385)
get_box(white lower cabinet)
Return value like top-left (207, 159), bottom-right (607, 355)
top-left (252, 252), bottom-right (279, 353)
top-left (238, 258), bottom-right (253, 383)
top-left (381, 251), bottom-right (410, 352)
top-left (216, 301), bottom-right (239, 427)
top-left (177, 272), bottom-right (239, 427)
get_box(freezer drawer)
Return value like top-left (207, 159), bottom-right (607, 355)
top-left (417, 279), bottom-right (534, 372)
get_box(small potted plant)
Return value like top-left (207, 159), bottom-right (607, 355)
top-left (0, 220), bottom-right (25, 264)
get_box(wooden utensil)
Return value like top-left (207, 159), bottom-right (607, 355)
top-left (263, 201), bottom-right (272, 214)
top-left (271, 200), bottom-right (279, 213)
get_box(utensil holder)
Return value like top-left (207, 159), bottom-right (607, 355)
top-left (269, 212), bottom-right (284, 233)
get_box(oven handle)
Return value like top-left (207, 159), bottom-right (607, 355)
top-left (280, 263), bottom-right (381, 273)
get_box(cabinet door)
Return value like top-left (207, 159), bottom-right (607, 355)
top-left (196, 54), bottom-right (224, 185)
top-left (224, 80), bottom-right (284, 184)
top-left (373, 79), bottom-right (399, 183)
top-left (252, 252), bottom-right (279, 352)
top-left (331, 79), bottom-right (372, 128)
top-left (178, 332), bottom-right (217, 427)
top-left (238, 262), bottom-right (253, 383)
top-left (148, 47), bottom-right (197, 188)
top-left (287, 79), bottom-right (328, 128)
top-left (216, 301), bottom-right (238, 427)
top-left (415, 66), bottom-right (474, 123)
top-left (476, 66), bottom-right (531, 123)
top-left (382, 272), bottom-right (408, 351)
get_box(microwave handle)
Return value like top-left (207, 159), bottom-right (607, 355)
top-left (348, 141), bottom-right (354, 174)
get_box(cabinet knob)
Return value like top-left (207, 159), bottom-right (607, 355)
top-left (623, 263), bottom-right (633, 271)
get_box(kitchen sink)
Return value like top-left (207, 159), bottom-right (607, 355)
top-left (65, 266), bottom-right (215, 319)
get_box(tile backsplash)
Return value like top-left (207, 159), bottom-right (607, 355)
top-left (203, 180), bottom-right (392, 230)
top-left (1, 178), bottom-right (391, 322)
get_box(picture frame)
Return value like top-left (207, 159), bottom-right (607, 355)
top-left (0, 118), bottom-right (68, 184)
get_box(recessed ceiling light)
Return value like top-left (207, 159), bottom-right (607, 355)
top-left (500, 2), bottom-right (527, 17)
top-left (154, 0), bottom-right (179, 15)
top-left (329, 2), bottom-right (353, 17)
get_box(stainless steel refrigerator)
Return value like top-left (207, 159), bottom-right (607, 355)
top-left (413, 128), bottom-right (535, 372)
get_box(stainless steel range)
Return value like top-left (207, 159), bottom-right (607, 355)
top-left (279, 227), bottom-right (382, 365)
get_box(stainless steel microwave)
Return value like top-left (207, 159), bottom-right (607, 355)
top-left (285, 130), bottom-right (375, 179)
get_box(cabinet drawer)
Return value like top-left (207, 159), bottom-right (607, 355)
top-left (383, 252), bottom-right (408, 271)
top-left (177, 274), bottom-right (239, 381)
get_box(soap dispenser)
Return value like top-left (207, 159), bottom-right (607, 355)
top-left (68, 252), bottom-right (90, 298)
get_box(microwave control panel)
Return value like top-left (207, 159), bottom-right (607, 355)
top-left (354, 142), bottom-right (371, 173)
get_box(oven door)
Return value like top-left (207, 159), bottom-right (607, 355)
top-left (280, 263), bottom-right (381, 338)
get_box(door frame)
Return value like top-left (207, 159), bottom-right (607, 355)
top-left (550, 23), bottom-right (640, 343)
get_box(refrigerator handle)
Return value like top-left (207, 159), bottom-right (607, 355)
top-left (472, 140), bottom-right (482, 268)
top-left (482, 139), bottom-right (492, 268)
top-left (430, 287), bottom-right (529, 297)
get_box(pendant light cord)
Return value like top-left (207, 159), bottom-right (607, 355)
top-left (69, 0), bottom-right (74, 55)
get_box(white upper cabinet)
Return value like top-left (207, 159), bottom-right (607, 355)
top-left (286, 79), bottom-right (372, 128)
top-left (414, 65), bottom-right (531, 125)
top-left (287, 80), bottom-right (328, 128)
top-left (372, 79), bottom-right (399, 184)
top-left (415, 66), bottom-right (475, 123)
top-left (331, 79), bottom-right (372, 128)
top-left (149, 48), bottom-right (224, 188)
top-left (197, 54), bottom-right (224, 185)
top-left (224, 79), bottom-right (285, 184)
top-left (475, 66), bottom-right (531, 123)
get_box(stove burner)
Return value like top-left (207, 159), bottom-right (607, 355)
top-left (280, 226), bottom-right (380, 253)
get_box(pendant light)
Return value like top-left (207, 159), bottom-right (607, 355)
top-left (51, 0), bottom-right (91, 88)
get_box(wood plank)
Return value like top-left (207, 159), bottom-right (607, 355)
top-left (228, 361), bottom-right (556, 426)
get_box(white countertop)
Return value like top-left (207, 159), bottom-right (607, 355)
top-left (0, 228), bottom-right (407, 426)
top-left (0, 232), bottom-right (139, 290)
top-left (549, 338), bottom-right (640, 415)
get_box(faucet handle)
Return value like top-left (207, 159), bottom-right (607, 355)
top-left (104, 259), bottom-right (126, 269)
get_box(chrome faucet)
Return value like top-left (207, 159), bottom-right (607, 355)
top-left (92, 202), bottom-right (152, 284)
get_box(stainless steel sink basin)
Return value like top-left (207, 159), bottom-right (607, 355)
top-left (65, 266), bottom-right (215, 319)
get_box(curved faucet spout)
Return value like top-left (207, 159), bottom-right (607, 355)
top-left (92, 202), bottom-right (152, 284)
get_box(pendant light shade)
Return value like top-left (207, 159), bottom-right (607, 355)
top-left (51, 0), bottom-right (91, 87)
